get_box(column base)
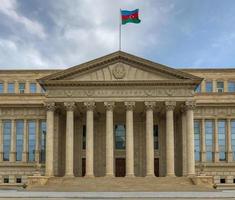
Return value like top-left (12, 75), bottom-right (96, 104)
top-left (166, 173), bottom-right (175, 177)
top-left (125, 174), bottom-right (135, 178)
top-left (145, 174), bottom-right (155, 178)
top-left (187, 173), bottom-right (196, 178)
top-left (105, 174), bottom-right (115, 178)
top-left (84, 174), bottom-right (95, 178)
top-left (64, 174), bottom-right (74, 178)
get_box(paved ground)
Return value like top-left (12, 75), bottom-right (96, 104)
top-left (0, 190), bottom-right (235, 199)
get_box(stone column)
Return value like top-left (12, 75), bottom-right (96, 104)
top-left (84, 102), bottom-right (95, 177)
top-left (3, 81), bottom-right (7, 93)
top-left (35, 119), bottom-right (40, 163)
top-left (25, 80), bottom-right (30, 93)
top-left (214, 118), bottom-right (219, 162)
top-left (0, 119), bottom-right (3, 162)
top-left (165, 101), bottom-right (176, 177)
top-left (227, 118), bottom-right (233, 162)
top-left (201, 118), bottom-right (206, 162)
top-left (181, 106), bottom-right (187, 176)
top-left (64, 102), bottom-right (76, 177)
top-left (22, 119), bottom-right (28, 162)
top-left (125, 102), bottom-right (135, 177)
top-left (145, 102), bottom-right (156, 177)
top-left (10, 119), bottom-right (16, 162)
top-left (45, 102), bottom-right (56, 177)
top-left (185, 101), bottom-right (196, 176)
top-left (104, 102), bottom-right (115, 177)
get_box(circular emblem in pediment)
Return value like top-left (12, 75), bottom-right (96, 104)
top-left (112, 64), bottom-right (126, 79)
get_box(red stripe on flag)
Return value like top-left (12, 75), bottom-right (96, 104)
top-left (122, 13), bottom-right (138, 20)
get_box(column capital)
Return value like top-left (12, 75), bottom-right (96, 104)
top-left (64, 102), bottom-right (76, 111)
top-left (165, 101), bottom-right (176, 111)
top-left (84, 101), bottom-right (95, 111)
top-left (44, 102), bottom-right (56, 111)
top-left (124, 101), bottom-right (135, 110)
top-left (104, 102), bottom-right (115, 111)
top-left (144, 102), bottom-right (156, 111)
top-left (185, 101), bottom-right (196, 110)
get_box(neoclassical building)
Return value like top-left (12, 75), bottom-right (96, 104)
top-left (0, 51), bottom-right (235, 185)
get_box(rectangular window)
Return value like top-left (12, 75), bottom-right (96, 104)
top-left (115, 124), bottom-right (126, 149)
top-left (195, 84), bottom-right (201, 93)
top-left (40, 120), bottom-right (46, 163)
top-left (206, 81), bottom-right (213, 93)
top-left (3, 178), bottom-right (9, 183)
top-left (7, 83), bottom-right (14, 93)
top-left (231, 120), bottom-right (235, 160)
top-left (30, 83), bottom-right (37, 93)
top-left (228, 81), bottom-right (235, 92)
top-left (18, 83), bottom-right (25, 94)
top-left (153, 125), bottom-right (158, 150)
top-left (16, 120), bottom-right (24, 161)
top-left (217, 81), bottom-right (224, 93)
top-left (205, 120), bottom-right (213, 161)
top-left (28, 120), bottom-right (36, 162)
top-left (82, 125), bottom-right (86, 150)
top-left (3, 120), bottom-right (11, 161)
top-left (218, 120), bottom-right (226, 161)
top-left (0, 83), bottom-right (3, 93)
top-left (194, 120), bottom-right (201, 161)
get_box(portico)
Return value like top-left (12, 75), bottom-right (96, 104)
top-left (38, 51), bottom-right (201, 178)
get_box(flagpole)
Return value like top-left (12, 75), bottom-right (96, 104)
top-left (119, 9), bottom-right (121, 51)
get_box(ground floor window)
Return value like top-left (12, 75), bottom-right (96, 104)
top-left (231, 120), bottom-right (235, 160)
top-left (16, 120), bottom-right (24, 161)
top-left (40, 120), bottom-right (46, 163)
top-left (28, 120), bottom-right (36, 162)
top-left (218, 120), bottom-right (226, 161)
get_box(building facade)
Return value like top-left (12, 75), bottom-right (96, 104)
top-left (0, 51), bottom-right (235, 184)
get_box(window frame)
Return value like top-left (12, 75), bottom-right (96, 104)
top-left (205, 81), bottom-right (213, 93)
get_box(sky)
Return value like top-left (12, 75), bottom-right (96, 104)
top-left (0, 0), bottom-right (235, 69)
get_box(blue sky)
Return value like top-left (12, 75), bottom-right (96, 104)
top-left (0, 0), bottom-right (235, 69)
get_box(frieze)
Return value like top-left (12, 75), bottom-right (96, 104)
top-left (0, 108), bottom-right (46, 117)
top-left (47, 88), bottom-right (194, 98)
top-left (194, 107), bottom-right (235, 117)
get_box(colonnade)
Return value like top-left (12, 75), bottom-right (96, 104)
top-left (44, 101), bottom-right (195, 177)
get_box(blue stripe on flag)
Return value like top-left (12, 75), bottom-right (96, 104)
top-left (121, 9), bottom-right (139, 16)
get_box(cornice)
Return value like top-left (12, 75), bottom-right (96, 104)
top-left (42, 79), bottom-right (199, 87)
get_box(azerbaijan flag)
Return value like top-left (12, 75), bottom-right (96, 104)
top-left (121, 9), bottom-right (141, 25)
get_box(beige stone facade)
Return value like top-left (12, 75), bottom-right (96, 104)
top-left (0, 51), bottom-right (235, 184)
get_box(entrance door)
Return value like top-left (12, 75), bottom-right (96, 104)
top-left (82, 158), bottom-right (86, 177)
top-left (115, 158), bottom-right (125, 177)
top-left (154, 158), bottom-right (159, 177)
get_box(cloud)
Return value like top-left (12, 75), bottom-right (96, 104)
top-left (0, 0), bottom-right (46, 39)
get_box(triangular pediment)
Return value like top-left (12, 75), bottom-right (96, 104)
top-left (39, 51), bottom-right (202, 85)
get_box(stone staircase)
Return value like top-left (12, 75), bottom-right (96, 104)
top-left (28, 176), bottom-right (215, 192)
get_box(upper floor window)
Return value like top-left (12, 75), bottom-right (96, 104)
top-left (0, 83), bottom-right (3, 93)
top-left (228, 81), bottom-right (235, 92)
top-left (231, 120), bottom-right (235, 160)
top-left (30, 83), bottom-right (36, 93)
top-left (7, 83), bottom-right (14, 93)
top-left (82, 125), bottom-right (86, 150)
top-left (40, 120), bottom-right (46, 163)
top-left (3, 120), bottom-right (11, 161)
top-left (205, 120), bottom-right (213, 161)
top-left (217, 81), bottom-right (224, 93)
top-left (16, 120), bottom-right (24, 161)
top-left (28, 120), bottom-right (36, 162)
top-left (218, 120), bottom-right (226, 161)
top-left (154, 125), bottom-right (158, 150)
top-left (205, 81), bottom-right (213, 93)
top-left (115, 124), bottom-right (125, 149)
top-left (18, 83), bottom-right (25, 94)
top-left (194, 120), bottom-right (201, 161)
top-left (195, 84), bottom-right (201, 93)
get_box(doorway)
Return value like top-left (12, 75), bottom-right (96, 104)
top-left (115, 158), bottom-right (125, 177)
